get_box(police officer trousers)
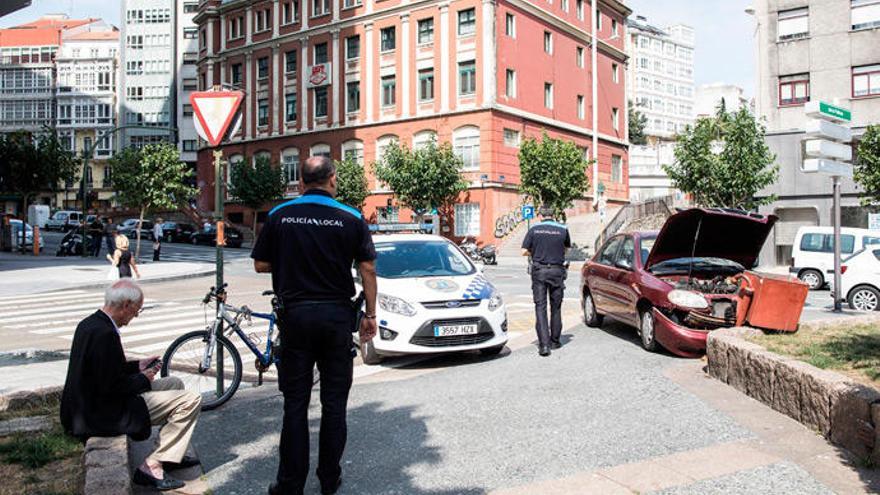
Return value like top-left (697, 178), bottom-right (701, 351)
top-left (531, 264), bottom-right (566, 347)
top-left (275, 300), bottom-right (355, 494)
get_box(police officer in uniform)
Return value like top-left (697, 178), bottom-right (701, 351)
top-left (521, 206), bottom-right (571, 356)
top-left (252, 156), bottom-right (378, 495)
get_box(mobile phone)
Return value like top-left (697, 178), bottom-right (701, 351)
top-left (146, 357), bottom-right (161, 369)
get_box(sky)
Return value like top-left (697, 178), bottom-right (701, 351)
top-left (2, 0), bottom-right (758, 97)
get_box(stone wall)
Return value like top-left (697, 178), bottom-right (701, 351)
top-left (707, 327), bottom-right (880, 463)
top-left (84, 436), bottom-right (132, 494)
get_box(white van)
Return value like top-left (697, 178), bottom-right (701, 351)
top-left (790, 226), bottom-right (880, 290)
top-left (46, 211), bottom-right (82, 231)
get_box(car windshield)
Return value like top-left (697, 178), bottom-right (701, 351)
top-left (648, 257), bottom-right (745, 276)
top-left (53, 213), bottom-right (68, 220)
top-left (375, 240), bottom-right (476, 279)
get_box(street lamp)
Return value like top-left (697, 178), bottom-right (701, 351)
top-left (744, 5), bottom-right (762, 120)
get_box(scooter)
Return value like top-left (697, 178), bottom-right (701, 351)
top-left (56, 231), bottom-right (90, 256)
top-left (459, 237), bottom-right (497, 265)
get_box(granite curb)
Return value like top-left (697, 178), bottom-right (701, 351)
top-left (707, 326), bottom-right (880, 465)
top-left (84, 435), bottom-right (132, 494)
top-left (0, 385), bottom-right (62, 413)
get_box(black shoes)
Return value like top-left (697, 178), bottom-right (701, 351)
top-left (538, 345), bottom-right (551, 356)
top-left (550, 341), bottom-right (562, 350)
top-left (321, 477), bottom-right (342, 495)
top-left (133, 468), bottom-right (186, 491)
top-left (162, 455), bottom-right (200, 471)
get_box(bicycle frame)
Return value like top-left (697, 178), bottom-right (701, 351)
top-left (200, 299), bottom-right (278, 372)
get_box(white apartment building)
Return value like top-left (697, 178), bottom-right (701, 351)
top-left (176, 0), bottom-right (200, 167)
top-left (694, 83), bottom-right (750, 118)
top-left (626, 16), bottom-right (695, 139)
top-left (54, 27), bottom-right (120, 209)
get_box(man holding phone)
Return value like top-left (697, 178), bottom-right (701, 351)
top-left (61, 280), bottom-right (202, 491)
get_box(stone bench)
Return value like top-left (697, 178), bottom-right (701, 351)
top-left (84, 436), bottom-right (132, 494)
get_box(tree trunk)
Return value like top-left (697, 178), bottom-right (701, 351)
top-left (135, 207), bottom-right (145, 259)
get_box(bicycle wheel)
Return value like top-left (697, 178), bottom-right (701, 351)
top-left (161, 330), bottom-right (243, 411)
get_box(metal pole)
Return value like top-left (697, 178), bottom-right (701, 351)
top-left (214, 149), bottom-right (225, 398)
top-left (833, 176), bottom-right (842, 312)
top-left (80, 154), bottom-right (88, 258)
top-left (591, 0), bottom-right (599, 203)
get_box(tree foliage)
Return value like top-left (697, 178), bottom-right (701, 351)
top-left (854, 125), bottom-right (880, 206)
top-left (335, 158), bottom-right (369, 210)
top-left (373, 140), bottom-right (468, 217)
top-left (228, 154), bottom-right (286, 220)
top-left (664, 105), bottom-right (778, 210)
top-left (628, 100), bottom-right (648, 146)
top-left (110, 143), bottom-right (197, 257)
top-left (518, 131), bottom-right (591, 219)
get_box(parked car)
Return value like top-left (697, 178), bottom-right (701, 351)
top-left (8, 219), bottom-right (42, 252)
top-left (159, 222), bottom-right (196, 243)
top-left (354, 233), bottom-right (507, 364)
top-left (828, 248), bottom-right (880, 311)
top-left (790, 226), bottom-right (880, 290)
top-left (190, 225), bottom-right (243, 248)
top-left (581, 208), bottom-right (809, 358)
top-left (118, 219), bottom-right (155, 240)
top-left (46, 211), bottom-right (83, 231)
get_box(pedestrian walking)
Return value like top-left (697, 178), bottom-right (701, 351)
top-left (60, 280), bottom-right (202, 491)
top-left (103, 217), bottom-right (116, 255)
top-left (88, 215), bottom-right (103, 257)
top-left (109, 234), bottom-right (140, 279)
top-left (522, 206), bottom-right (571, 356)
top-left (152, 218), bottom-right (163, 261)
top-left (251, 156), bottom-right (377, 495)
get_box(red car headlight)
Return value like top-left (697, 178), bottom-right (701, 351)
top-left (667, 290), bottom-right (710, 310)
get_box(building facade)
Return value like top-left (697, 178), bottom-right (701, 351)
top-left (752, 0), bottom-right (880, 265)
top-left (193, 0), bottom-right (630, 244)
top-left (694, 82), bottom-right (749, 118)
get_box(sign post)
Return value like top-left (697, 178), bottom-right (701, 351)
top-left (802, 100), bottom-right (852, 312)
top-left (190, 88), bottom-right (244, 399)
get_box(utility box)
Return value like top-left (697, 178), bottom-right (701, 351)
top-left (28, 204), bottom-right (49, 228)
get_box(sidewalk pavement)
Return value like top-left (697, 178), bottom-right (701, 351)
top-left (0, 251), bottom-right (215, 296)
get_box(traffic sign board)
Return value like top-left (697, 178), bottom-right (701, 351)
top-left (805, 101), bottom-right (851, 123)
top-left (190, 90), bottom-right (244, 147)
top-left (805, 139), bottom-right (853, 161)
top-left (522, 205), bottom-right (535, 220)
top-left (801, 158), bottom-right (853, 178)
top-left (804, 118), bottom-right (852, 143)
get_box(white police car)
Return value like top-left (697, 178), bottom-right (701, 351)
top-left (356, 233), bottom-right (508, 364)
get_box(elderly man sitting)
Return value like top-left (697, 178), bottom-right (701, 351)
top-left (60, 279), bottom-right (202, 491)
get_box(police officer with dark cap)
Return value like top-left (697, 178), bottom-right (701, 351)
top-left (521, 205), bottom-right (571, 356)
top-left (252, 156), bottom-right (378, 495)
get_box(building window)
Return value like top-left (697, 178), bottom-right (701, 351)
top-left (347, 81), bottom-right (360, 112)
top-left (611, 155), bottom-right (622, 183)
top-left (346, 36), bottom-right (359, 60)
top-left (312, 0), bottom-right (330, 17)
top-left (455, 203), bottom-right (480, 236)
top-left (311, 143), bottom-right (331, 158)
top-left (285, 93), bottom-right (297, 122)
top-left (853, 64), bottom-right (880, 97)
top-left (183, 104), bottom-right (193, 116)
top-left (597, 12), bottom-right (603, 31)
top-left (183, 2), bottom-right (198, 13)
top-left (381, 75), bottom-right (396, 107)
top-left (459, 61), bottom-right (476, 96)
top-left (503, 128), bottom-right (520, 147)
top-left (577, 46), bottom-right (584, 68)
top-left (778, 7), bottom-right (809, 41)
top-left (576, 0), bottom-right (583, 20)
top-left (417, 18), bottom-right (434, 44)
top-left (853, 0), bottom-right (880, 29)
top-left (458, 8), bottom-right (476, 36)
top-left (282, 148), bottom-right (299, 184)
top-left (258, 57), bottom-right (269, 79)
top-left (285, 50), bottom-right (297, 73)
top-left (183, 27), bottom-right (198, 39)
top-left (282, 0), bottom-right (298, 23)
top-left (505, 13), bottom-right (515, 37)
top-left (453, 126), bottom-right (480, 171)
top-left (611, 18), bottom-right (618, 37)
top-left (612, 107), bottom-right (619, 130)
top-left (577, 95), bottom-right (585, 119)
top-left (183, 140), bottom-right (197, 152)
top-left (314, 43), bottom-right (328, 64)
top-left (258, 99), bottom-right (269, 126)
top-left (341, 140), bottom-right (365, 165)
top-left (561, 0), bottom-right (568, 12)
top-left (231, 63), bottom-right (242, 85)
top-left (343, 0), bottom-right (362, 8)
top-left (505, 69), bottom-right (516, 98)
top-left (380, 27), bottom-right (396, 52)
top-left (315, 87), bottom-right (328, 117)
top-left (544, 82), bottom-right (553, 109)
top-left (779, 73), bottom-right (810, 105)
top-left (419, 69), bottom-right (434, 101)
top-left (612, 63), bottom-right (619, 83)
top-left (543, 31), bottom-right (552, 54)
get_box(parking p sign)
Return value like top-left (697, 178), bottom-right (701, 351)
top-left (522, 205), bottom-right (535, 220)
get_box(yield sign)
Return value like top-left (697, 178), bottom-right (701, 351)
top-left (189, 90), bottom-right (244, 147)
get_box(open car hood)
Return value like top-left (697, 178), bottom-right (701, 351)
top-left (645, 208), bottom-right (777, 270)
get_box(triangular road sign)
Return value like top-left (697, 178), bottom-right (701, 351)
top-left (190, 90), bottom-right (244, 147)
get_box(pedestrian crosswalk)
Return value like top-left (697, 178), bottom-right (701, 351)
top-left (0, 289), bottom-right (278, 381)
top-left (152, 245), bottom-right (252, 264)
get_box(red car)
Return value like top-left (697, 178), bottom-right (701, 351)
top-left (581, 208), bottom-right (808, 358)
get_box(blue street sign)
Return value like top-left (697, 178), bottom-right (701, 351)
top-left (522, 205), bottom-right (535, 220)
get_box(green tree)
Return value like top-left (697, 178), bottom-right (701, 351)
top-left (518, 131), bottom-right (591, 220)
top-left (629, 100), bottom-right (648, 145)
top-left (110, 143), bottom-right (197, 257)
top-left (854, 125), bottom-right (880, 205)
top-left (228, 154), bottom-right (286, 233)
top-left (0, 130), bottom-right (77, 249)
top-left (664, 105), bottom-right (778, 210)
top-left (374, 140), bottom-right (468, 222)
top-left (335, 158), bottom-right (369, 211)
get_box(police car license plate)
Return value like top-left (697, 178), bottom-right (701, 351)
top-left (433, 323), bottom-right (478, 337)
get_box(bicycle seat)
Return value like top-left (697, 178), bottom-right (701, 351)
top-left (262, 290), bottom-right (275, 296)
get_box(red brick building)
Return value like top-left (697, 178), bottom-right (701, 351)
top-left (194, 0), bottom-right (630, 244)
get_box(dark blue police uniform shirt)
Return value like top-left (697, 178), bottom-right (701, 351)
top-left (521, 220), bottom-right (571, 266)
top-left (251, 189), bottom-right (376, 303)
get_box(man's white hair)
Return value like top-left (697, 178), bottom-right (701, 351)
top-left (105, 279), bottom-right (143, 308)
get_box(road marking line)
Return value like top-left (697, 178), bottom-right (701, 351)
top-left (0, 299), bottom-right (157, 322)
top-left (0, 296), bottom-right (105, 312)
top-left (12, 302), bottom-right (185, 332)
top-left (0, 291), bottom-right (92, 306)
